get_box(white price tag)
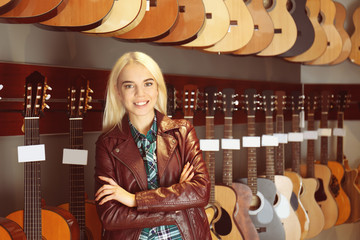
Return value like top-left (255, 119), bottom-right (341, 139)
top-left (273, 133), bottom-right (288, 144)
top-left (303, 131), bottom-right (318, 140)
top-left (288, 132), bottom-right (304, 142)
top-left (200, 139), bottom-right (220, 151)
top-left (333, 128), bottom-right (346, 137)
top-left (62, 148), bottom-right (88, 166)
top-left (318, 128), bottom-right (332, 137)
top-left (146, 0), bottom-right (150, 11)
top-left (261, 135), bottom-right (279, 147)
top-left (18, 144), bottom-right (46, 163)
top-left (221, 139), bottom-right (241, 150)
top-left (242, 136), bottom-right (261, 148)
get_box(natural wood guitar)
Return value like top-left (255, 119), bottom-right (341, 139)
top-left (348, 6), bottom-right (360, 65)
top-left (263, 90), bottom-right (301, 240)
top-left (0, 0), bottom-right (19, 15)
top-left (58, 76), bottom-right (101, 240)
top-left (300, 92), bottom-right (325, 238)
top-left (0, 217), bottom-right (26, 240)
top-left (6, 71), bottom-right (80, 240)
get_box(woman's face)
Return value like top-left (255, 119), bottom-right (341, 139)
top-left (116, 62), bottom-right (158, 121)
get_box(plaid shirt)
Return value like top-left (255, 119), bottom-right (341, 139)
top-left (129, 116), bottom-right (182, 240)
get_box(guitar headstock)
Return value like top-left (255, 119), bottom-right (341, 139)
top-left (336, 90), bottom-right (350, 113)
top-left (166, 83), bottom-right (178, 117)
top-left (23, 71), bottom-right (51, 118)
top-left (291, 91), bottom-right (304, 115)
top-left (320, 90), bottom-right (331, 113)
top-left (262, 90), bottom-right (274, 117)
top-left (243, 88), bottom-right (259, 116)
top-left (274, 90), bottom-right (286, 115)
top-left (182, 84), bottom-right (200, 118)
top-left (306, 91), bottom-right (318, 114)
top-left (68, 76), bottom-right (93, 118)
top-left (221, 88), bottom-right (238, 118)
top-left (204, 86), bottom-right (219, 117)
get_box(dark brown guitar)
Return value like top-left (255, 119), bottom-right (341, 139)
top-left (0, 217), bottom-right (26, 240)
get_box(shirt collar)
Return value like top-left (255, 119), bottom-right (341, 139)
top-left (129, 114), bottom-right (157, 144)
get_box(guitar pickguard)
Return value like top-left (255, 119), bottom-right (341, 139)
top-left (315, 178), bottom-right (328, 202)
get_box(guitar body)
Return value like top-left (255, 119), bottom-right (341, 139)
top-left (116, 0), bottom-right (179, 40)
top-left (214, 185), bottom-right (243, 240)
top-left (331, 1), bottom-right (351, 65)
top-left (232, 0), bottom-right (274, 55)
top-left (7, 206), bottom-right (80, 240)
top-left (327, 161), bottom-right (351, 225)
top-left (82, 0), bottom-right (147, 36)
top-left (280, 0), bottom-right (315, 57)
top-left (181, 0), bottom-right (230, 48)
top-left (343, 159), bottom-right (360, 223)
top-left (39, 0), bottom-right (114, 31)
top-left (237, 178), bottom-right (285, 240)
top-left (284, 171), bottom-right (309, 239)
top-left (0, 0), bottom-right (19, 15)
top-left (313, 163), bottom-right (338, 229)
top-left (0, 0), bottom-right (66, 23)
top-left (274, 175), bottom-right (301, 240)
top-left (257, 0), bottom-right (297, 56)
top-left (58, 200), bottom-right (102, 240)
top-left (348, 7), bottom-right (360, 65)
top-left (205, 203), bottom-right (222, 240)
top-left (202, 0), bottom-right (254, 53)
top-left (155, 0), bottom-right (205, 44)
top-left (0, 217), bottom-right (26, 240)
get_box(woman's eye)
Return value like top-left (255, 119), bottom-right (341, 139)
top-left (124, 84), bottom-right (134, 89)
top-left (145, 82), bottom-right (153, 87)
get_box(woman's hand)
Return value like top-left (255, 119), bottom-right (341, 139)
top-left (179, 162), bottom-right (194, 183)
top-left (96, 176), bottom-right (137, 207)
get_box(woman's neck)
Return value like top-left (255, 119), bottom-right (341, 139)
top-left (128, 112), bottom-right (155, 135)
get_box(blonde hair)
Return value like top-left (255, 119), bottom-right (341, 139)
top-left (102, 52), bottom-right (167, 132)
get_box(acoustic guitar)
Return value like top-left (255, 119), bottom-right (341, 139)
top-left (285, 0), bottom-right (327, 63)
top-left (348, 6), bottom-right (360, 66)
top-left (39, 0), bottom-right (114, 31)
top-left (318, 90), bottom-right (350, 226)
top-left (232, 0), bottom-right (274, 55)
top-left (299, 92), bottom-right (325, 238)
top-left (6, 71), bottom-right (80, 240)
top-left (0, 0), bottom-right (66, 23)
top-left (0, 0), bottom-right (19, 15)
top-left (215, 88), bottom-right (258, 240)
top-left (166, 83), bottom-right (178, 118)
top-left (202, 0), bottom-right (254, 53)
top-left (305, 0), bottom-right (342, 65)
top-left (115, 0), bottom-right (179, 41)
top-left (262, 90), bottom-right (301, 240)
top-left (58, 76), bottom-right (102, 240)
top-left (335, 91), bottom-right (360, 223)
top-left (82, 0), bottom-right (147, 36)
top-left (181, 0), bottom-right (230, 48)
top-left (237, 88), bottom-right (285, 240)
top-left (257, 0), bottom-right (297, 56)
top-left (330, 2), bottom-right (352, 65)
top-left (0, 217), bottom-right (26, 240)
top-left (279, 0), bottom-right (315, 57)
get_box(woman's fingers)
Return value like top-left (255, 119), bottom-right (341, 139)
top-left (180, 162), bottom-right (194, 183)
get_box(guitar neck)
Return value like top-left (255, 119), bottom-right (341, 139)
top-left (320, 112), bottom-right (329, 165)
top-left (306, 113), bottom-right (316, 178)
top-left (291, 113), bottom-right (301, 174)
top-left (265, 116), bottom-right (275, 182)
top-left (247, 115), bottom-right (257, 196)
top-left (205, 116), bottom-right (216, 204)
top-left (336, 112), bottom-right (344, 164)
top-left (223, 117), bottom-right (233, 186)
top-left (24, 117), bottom-right (42, 238)
top-left (275, 114), bottom-right (285, 175)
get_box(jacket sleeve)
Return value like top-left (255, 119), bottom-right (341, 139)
top-left (94, 136), bottom-right (177, 230)
top-left (135, 121), bottom-right (211, 212)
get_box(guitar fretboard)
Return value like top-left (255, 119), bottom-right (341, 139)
top-left (306, 113), bottom-right (316, 178)
top-left (205, 116), bottom-right (216, 204)
top-left (275, 115), bottom-right (285, 175)
top-left (291, 113), bottom-right (301, 174)
top-left (336, 112), bottom-right (344, 163)
top-left (223, 117), bottom-right (233, 186)
top-left (247, 115), bottom-right (257, 196)
top-left (320, 112), bottom-right (329, 165)
top-left (265, 116), bottom-right (275, 182)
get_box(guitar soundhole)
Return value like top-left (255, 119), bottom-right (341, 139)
top-left (250, 195), bottom-right (261, 211)
top-left (273, 194), bottom-right (279, 205)
top-left (290, 192), bottom-right (299, 211)
top-left (214, 207), bottom-right (232, 236)
top-left (315, 178), bottom-right (327, 202)
top-left (330, 175), bottom-right (340, 197)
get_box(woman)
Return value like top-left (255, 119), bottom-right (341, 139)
top-left (94, 51), bottom-right (211, 240)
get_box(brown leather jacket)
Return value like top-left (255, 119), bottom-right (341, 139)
top-left (95, 111), bottom-right (211, 240)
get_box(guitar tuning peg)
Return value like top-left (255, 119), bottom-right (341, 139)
top-left (46, 85), bottom-right (52, 91)
top-left (0, 84), bottom-right (3, 90)
top-left (87, 96), bottom-right (93, 102)
top-left (45, 94), bottom-right (51, 101)
top-left (88, 88), bottom-right (94, 94)
top-left (87, 105), bottom-right (93, 110)
top-left (44, 103), bottom-right (50, 109)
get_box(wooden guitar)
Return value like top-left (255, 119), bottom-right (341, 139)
top-left (285, 0), bottom-right (327, 63)
top-left (232, 0), bottom-right (274, 55)
top-left (115, 0), bottom-right (179, 41)
top-left (0, 0), bottom-right (19, 15)
top-left (318, 90), bottom-right (350, 226)
top-left (257, 0), bottom-right (297, 56)
top-left (0, 217), bottom-right (26, 240)
top-left (215, 88), bottom-right (258, 240)
top-left (237, 88), bottom-right (285, 240)
top-left (6, 71), bottom-right (80, 240)
top-left (282, 91), bottom-right (310, 239)
top-left (155, 0), bottom-right (205, 45)
top-left (348, 6), bottom-right (360, 66)
top-left (279, 0), bottom-right (315, 57)
top-left (182, 84), bottom-right (200, 125)
top-left (335, 91), bottom-right (360, 223)
top-left (39, 0), bottom-right (114, 31)
top-left (181, 0), bottom-right (230, 48)
top-left (0, 0), bottom-right (67, 23)
top-left (82, 0), bottom-right (147, 36)
top-left (330, 2), bottom-right (352, 65)
top-left (299, 92), bottom-right (325, 238)
top-left (57, 76), bottom-right (101, 240)
top-left (166, 83), bottom-right (178, 118)
top-left (264, 90), bottom-right (301, 240)
top-left (305, 0), bottom-right (342, 65)
top-left (202, 0), bottom-right (254, 53)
